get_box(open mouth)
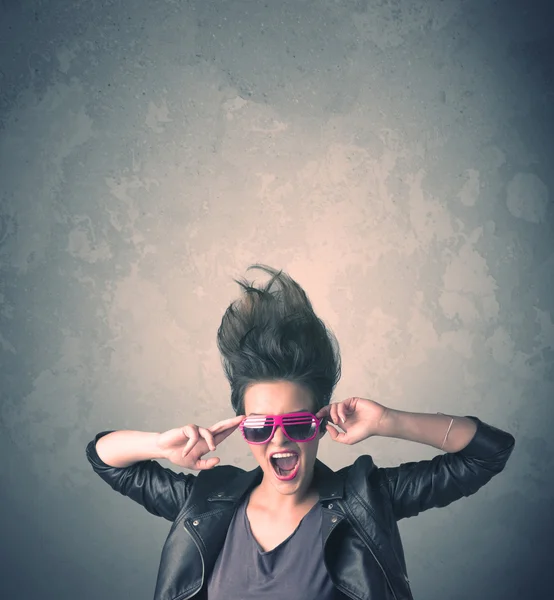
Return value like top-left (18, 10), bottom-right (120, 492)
top-left (270, 452), bottom-right (300, 481)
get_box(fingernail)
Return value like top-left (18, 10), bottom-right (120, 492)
top-left (340, 417), bottom-right (345, 423)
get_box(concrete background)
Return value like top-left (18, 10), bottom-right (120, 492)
top-left (1, 0), bottom-right (552, 598)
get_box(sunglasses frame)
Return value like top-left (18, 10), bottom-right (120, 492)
top-left (239, 411), bottom-right (324, 445)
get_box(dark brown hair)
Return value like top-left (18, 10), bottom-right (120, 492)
top-left (216, 264), bottom-right (341, 415)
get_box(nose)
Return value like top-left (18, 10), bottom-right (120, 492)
top-left (271, 423), bottom-right (289, 444)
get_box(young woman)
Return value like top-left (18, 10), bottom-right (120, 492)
top-left (86, 264), bottom-right (516, 600)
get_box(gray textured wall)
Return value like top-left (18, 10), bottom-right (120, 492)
top-left (1, 1), bottom-right (552, 598)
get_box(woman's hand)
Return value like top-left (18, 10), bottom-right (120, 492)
top-left (315, 397), bottom-right (389, 445)
top-left (157, 415), bottom-right (244, 470)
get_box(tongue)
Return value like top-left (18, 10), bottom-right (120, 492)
top-left (274, 456), bottom-right (298, 471)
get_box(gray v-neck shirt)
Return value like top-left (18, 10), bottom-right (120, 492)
top-left (206, 493), bottom-right (347, 600)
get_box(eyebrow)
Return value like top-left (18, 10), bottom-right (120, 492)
top-left (247, 409), bottom-right (310, 416)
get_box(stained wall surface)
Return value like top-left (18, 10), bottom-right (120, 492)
top-left (1, 1), bottom-right (552, 599)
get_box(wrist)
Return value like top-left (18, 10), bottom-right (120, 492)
top-left (376, 407), bottom-right (399, 437)
top-left (95, 430), bottom-right (166, 468)
top-left (372, 409), bottom-right (477, 450)
top-left (153, 432), bottom-right (170, 461)
top-left (131, 431), bottom-right (167, 462)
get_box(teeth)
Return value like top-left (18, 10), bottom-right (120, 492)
top-left (271, 452), bottom-right (297, 459)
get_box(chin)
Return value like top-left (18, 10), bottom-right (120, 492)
top-left (267, 457), bottom-right (316, 490)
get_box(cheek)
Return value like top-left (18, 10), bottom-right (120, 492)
top-left (302, 440), bottom-right (319, 460)
top-left (249, 444), bottom-right (268, 464)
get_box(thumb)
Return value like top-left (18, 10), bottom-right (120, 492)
top-left (196, 457), bottom-right (221, 470)
top-left (326, 423), bottom-right (340, 441)
top-left (343, 397), bottom-right (357, 414)
top-left (326, 423), bottom-right (350, 444)
top-left (315, 405), bottom-right (331, 419)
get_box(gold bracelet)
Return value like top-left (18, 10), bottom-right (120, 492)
top-left (437, 412), bottom-right (455, 451)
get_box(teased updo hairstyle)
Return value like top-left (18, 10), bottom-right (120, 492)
top-left (216, 264), bottom-right (341, 415)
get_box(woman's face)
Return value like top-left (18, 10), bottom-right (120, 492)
top-left (242, 380), bottom-right (324, 498)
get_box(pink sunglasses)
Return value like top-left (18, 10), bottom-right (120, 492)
top-left (239, 411), bottom-right (325, 445)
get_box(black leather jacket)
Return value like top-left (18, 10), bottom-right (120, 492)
top-left (86, 415), bottom-right (515, 600)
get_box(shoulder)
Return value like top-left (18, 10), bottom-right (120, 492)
top-left (342, 453), bottom-right (379, 477)
top-left (197, 463), bottom-right (248, 481)
top-left (190, 463), bottom-right (254, 496)
top-left (173, 463), bottom-right (264, 519)
top-left (316, 454), bottom-right (382, 496)
top-left (338, 453), bottom-right (386, 490)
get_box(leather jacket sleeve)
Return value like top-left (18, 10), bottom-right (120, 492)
top-left (85, 430), bottom-right (196, 522)
top-left (377, 416), bottom-right (516, 521)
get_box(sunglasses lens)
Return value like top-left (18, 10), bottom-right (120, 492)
top-left (241, 414), bottom-right (318, 443)
top-left (242, 417), bottom-right (273, 443)
top-left (283, 417), bottom-right (317, 441)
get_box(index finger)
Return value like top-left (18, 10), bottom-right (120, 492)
top-left (208, 415), bottom-right (244, 433)
top-left (213, 421), bottom-right (244, 446)
top-left (315, 405), bottom-right (331, 419)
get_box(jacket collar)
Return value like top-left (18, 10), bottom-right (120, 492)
top-left (206, 458), bottom-right (344, 504)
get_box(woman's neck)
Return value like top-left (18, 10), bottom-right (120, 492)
top-left (250, 476), bottom-right (319, 513)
